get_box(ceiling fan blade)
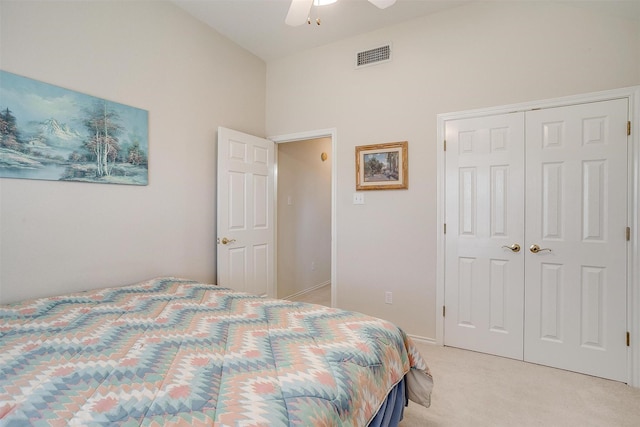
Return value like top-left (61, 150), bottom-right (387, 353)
top-left (368, 0), bottom-right (396, 9)
top-left (285, 0), bottom-right (314, 26)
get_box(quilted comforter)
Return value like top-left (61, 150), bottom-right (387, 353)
top-left (0, 277), bottom-right (433, 426)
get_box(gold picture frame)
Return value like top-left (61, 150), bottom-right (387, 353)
top-left (356, 141), bottom-right (408, 190)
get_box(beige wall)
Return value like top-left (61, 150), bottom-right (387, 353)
top-left (266, 1), bottom-right (640, 339)
top-left (2, 0), bottom-right (639, 339)
top-left (0, 1), bottom-right (266, 303)
top-left (277, 137), bottom-right (332, 298)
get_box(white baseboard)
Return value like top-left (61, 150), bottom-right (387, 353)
top-left (406, 334), bottom-right (437, 345)
top-left (283, 281), bottom-right (331, 300)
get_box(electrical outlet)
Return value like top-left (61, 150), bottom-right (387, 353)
top-left (385, 292), bottom-right (392, 304)
top-left (311, 261), bottom-right (316, 271)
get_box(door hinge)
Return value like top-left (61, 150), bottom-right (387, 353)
top-left (627, 331), bottom-right (630, 347)
top-left (444, 140), bottom-right (447, 151)
top-left (444, 223), bottom-right (447, 234)
top-left (628, 121), bottom-right (631, 136)
top-left (443, 306), bottom-right (446, 317)
top-left (626, 227), bottom-right (631, 241)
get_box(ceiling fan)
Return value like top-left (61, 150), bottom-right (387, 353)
top-left (285, 0), bottom-right (397, 26)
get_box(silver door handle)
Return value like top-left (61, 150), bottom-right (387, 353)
top-left (529, 244), bottom-right (551, 254)
top-left (501, 243), bottom-right (521, 253)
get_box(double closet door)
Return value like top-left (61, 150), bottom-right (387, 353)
top-left (444, 98), bottom-right (629, 382)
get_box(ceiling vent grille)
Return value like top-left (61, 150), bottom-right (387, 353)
top-left (356, 44), bottom-right (392, 68)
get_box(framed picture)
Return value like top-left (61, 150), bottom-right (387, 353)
top-left (0, 70), bottom-right (148, 185)
top-left (356, 141), bottom-right (408, 190)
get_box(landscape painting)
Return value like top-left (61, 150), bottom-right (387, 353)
top-left (0, 70), bottom-right (148, 185)
top-left (356, 141), bottom-right (408, 190)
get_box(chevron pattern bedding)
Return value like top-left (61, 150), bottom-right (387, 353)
top-left (0, 277), bottom-right (432, 426)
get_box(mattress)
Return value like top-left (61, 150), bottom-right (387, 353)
top-left (0, 277), bottom-right (433, 426)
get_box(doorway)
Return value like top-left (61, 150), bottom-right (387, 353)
top-left (271, 129), bottom-right (337, 307)
top-left (276, 137), bottom-right (332, 303)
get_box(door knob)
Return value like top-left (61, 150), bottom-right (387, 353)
top-left (218, 237), bottom-right (236, 245)
top-left (501, 243), bottom-right (521, 253)
top-left (529, 244), bottom-right (551, 254)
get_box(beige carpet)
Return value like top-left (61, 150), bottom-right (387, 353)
top-left (401, 343), bottom-right (640, 426)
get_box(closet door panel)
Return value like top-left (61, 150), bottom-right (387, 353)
top-left (524, 99), bottom-right (628, 382)
top-left (444, 113), bottom-right (525, 360)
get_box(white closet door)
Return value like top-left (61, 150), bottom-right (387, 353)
top-left (444, 113), bottom-right (526, 359)
top-left (524, 99), bottom-right (628, 382)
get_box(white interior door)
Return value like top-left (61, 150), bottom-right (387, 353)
top-left (217, 127), bottom-right (274, 296)
top-left (524, 99), bottom-right (628, 382)
top-left (444, 98), bottom-right (629, 382)
top-left (444, 112), bottom-right (526, 360)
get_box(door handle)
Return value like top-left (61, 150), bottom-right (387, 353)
top-left (218, 237), bottom-right (236, 245)
top-left (529, 244), bottom-right (551, 254)
top-left (501, 243), bottom-right (521, 253)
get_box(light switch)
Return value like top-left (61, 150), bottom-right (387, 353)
top-left (287, 196), bottom-right (293, 205)
top-left (353, 193), bottom-right (365, 205)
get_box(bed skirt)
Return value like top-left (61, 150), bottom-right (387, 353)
top-left (368, 377), bottom-right (407, 427)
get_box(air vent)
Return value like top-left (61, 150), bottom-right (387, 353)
top-left (355, 43), bottom-right (392, 68)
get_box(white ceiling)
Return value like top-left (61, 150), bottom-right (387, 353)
top-left (171, 0), bottom-right (472, 61)
top-left (171, 0), bottom-right (640, 62)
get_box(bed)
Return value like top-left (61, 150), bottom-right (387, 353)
top-left (0, 277), bottom-right (433, 426)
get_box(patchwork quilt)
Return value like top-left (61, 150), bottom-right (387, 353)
top-left (0, 277), bottom-right (433, 426)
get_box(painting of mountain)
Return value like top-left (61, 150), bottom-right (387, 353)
top-left (0, 70), bottom-right (148, 185)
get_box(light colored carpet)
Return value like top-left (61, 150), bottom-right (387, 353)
top-left (401, 343), bottom-right (640, 426)
top-left (285, 285), bottom-right (640, 426)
